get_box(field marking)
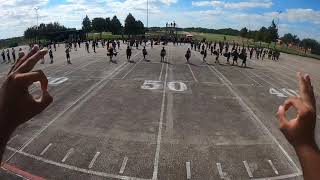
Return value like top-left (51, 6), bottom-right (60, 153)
top-left (245, 70), bottom-right (281, 90)
top-left (252, 173), bottom-right (302, 180)
top-left (152, 46), bottom-right (170, 180)
top-left (119, 156), bottom-right (128, 174)
top-left (7, 135), bottom-right (18, 144)
top-left (159, 63), bottom-right (164, 81)
top-left (6, 147), bottom-right (147, 180)
top-left (216, 163), bottom-right (230, 180)
top-left (243, 161), bottom-right (253, 178)
top-left (209, 64), bottom-right (302, 175)
top-left (40, 143), bottom-right (52, 156)
top-left (187, 64), bottom-right (198, 82)
top-left (88, 152), bottom-right (100, 169)
top-left (194, 52), bottom-right (302, 175)
top-left (268, 160), bottom-right (279, 175)
top-left (121, 53), bottom-right (143, 79)
top-left (5, 56), bottom-right (132, 163)
top-left (186, 162), bottom-right (191, 179)
top-left (62, 148), bottom-right (74, 163)
top-left (232, 67), bottom-right (263, 87)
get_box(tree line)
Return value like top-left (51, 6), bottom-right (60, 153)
top-left (82, 13), bottom-right (145, 37)
top-left (24, 22), bottom-right (69, 40)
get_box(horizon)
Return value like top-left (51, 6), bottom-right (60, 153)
top-left (1, 0), bottom-right (320, 41)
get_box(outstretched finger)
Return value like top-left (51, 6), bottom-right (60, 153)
top-left (304, 74), bottom-right (316, 109)
top-left (15, 70), bottom-right (48, 91)
top-left (16, 49), bottom-right (48, 73)
top-left (297, 72), bottom-right (311, 103)
top-left (10, 46), bottom-right (39, 74)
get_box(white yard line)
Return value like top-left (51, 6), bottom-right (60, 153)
top-left (243, 161), bottom-right (253, 178)
top-left (159, 63), bottom-right (164, 81)
top-left (152, 46), bottom-right (170, 180)
top-left (40, 143), bottom-right (52, 156)
top-left (268, 160), bottom-right (279, 175)
top-left (119, 156), bottom-right (128, 174)
top-left (5, 58), bottom-right (131, 163)
top-left (62, 148), bottom-right (74, 163)
top-left (233, 67), bottom-right (263, 87)
top-left (187, 64), bottom-right (198, 82)
top-left (7, 135), bottom-right (18, 144)
top-left (121, 53), bottom-right (143, 79)
top-left (186, 162), bottom-right (191, 179)
top-left (88, 152), bottom-right (100, 169)
top-left (193, 52), bottom-right (302, 176)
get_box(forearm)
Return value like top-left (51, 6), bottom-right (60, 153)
top-left (295, 143), bottom-right (320, 180)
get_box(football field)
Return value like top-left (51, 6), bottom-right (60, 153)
top-left (1, 42), bottom-right (320, 179)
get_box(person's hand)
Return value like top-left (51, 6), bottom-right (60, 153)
top-left (277, 72), bottom-right (317, 148)
top-left (0, 45), bottom-right (53, 132)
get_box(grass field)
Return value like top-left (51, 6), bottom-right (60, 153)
top-left (87, 32), bottom-right (123, 40)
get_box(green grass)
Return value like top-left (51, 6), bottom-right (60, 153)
top-left (188, 32), bottom-right (247, 43)
top-left (87, 32), bottom-right (123, 40)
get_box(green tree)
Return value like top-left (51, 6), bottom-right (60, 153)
top-left (267, 20), bottom-right (279, 43)
top-left (301, 38), bottom-right (319, 54)
top-left (136, 20), bottom-right (145, 34)
top-left (124, 13), bottom-right (137, 36)
top-left (281, 33), bottom-right (300, 47)
top-left (92, 17), bottom-right (106, 38)
top-left (239, 27), bottom-right (248, 38)
top-left (105, 17), bottom-right (111, 32)
top-left (82, 15), bottom-right (91, 38)
top-left (110, 16), bottom-right (123, 35)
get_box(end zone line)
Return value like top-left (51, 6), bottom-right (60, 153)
top-left (5, 59), bottom-right (131, 163)
top-left (152, 46), bottom-right (170, 180)
top-left (1, 162), bottom-right (46, 180)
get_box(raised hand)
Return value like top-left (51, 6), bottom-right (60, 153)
top-left (277, 72), bottom-right (317, 148)
top-left (0, 45), bottom-right (53, 133)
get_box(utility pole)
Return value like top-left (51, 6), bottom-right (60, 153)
top-left (34, 7), bottom-right (39, 42)
top-left (147, 0), bottom-right (149, 30)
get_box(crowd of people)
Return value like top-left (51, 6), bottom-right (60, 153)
top-left (1, 38), bottom-right (282, 70)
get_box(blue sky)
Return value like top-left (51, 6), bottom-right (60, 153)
top-left (0, 0), bottom-right (320, 41)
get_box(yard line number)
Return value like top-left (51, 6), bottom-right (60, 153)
top-left (269, 88), bottom-right (299, 98)
top-left (141, 80), bottom-right (187, 92)
top-left (47, 77), bottom-right (69, 86)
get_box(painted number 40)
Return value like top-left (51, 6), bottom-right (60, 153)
top-left (269, 88), bottom-right (299, 98)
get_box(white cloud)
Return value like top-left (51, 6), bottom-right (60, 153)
top-left (192, 0), bottom-right (273, 9)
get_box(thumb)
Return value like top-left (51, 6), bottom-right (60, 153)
top-left (277, 105), bottom-right (289, 130)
